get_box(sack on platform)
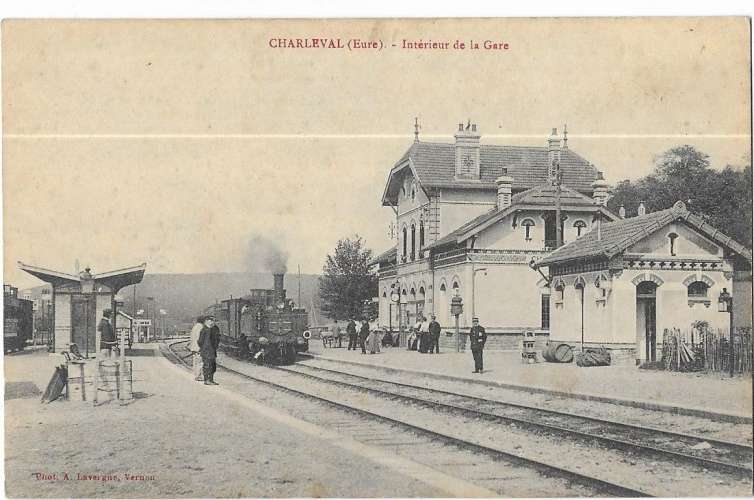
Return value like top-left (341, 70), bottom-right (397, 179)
top-left (575, 347), bottom-right (611, 367)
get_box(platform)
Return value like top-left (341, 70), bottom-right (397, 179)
top-left (307, 343), bottom-right (754, 421)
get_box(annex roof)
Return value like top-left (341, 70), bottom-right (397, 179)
top-left (382, 141), bottom-right (600, 205)
top-left (534, 201), bottom-right (753, 268)
top-left (426, 184), bottom-right (618, 251)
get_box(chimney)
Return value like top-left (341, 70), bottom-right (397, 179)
top-left (591, 170), bottom-right (609, 206)
top-left (619, 204), bottom-right (626, 219)
top-left (562, 124), bottom-right (568, 150)
top-left (638, 202), bottom-right (646, 216)
top-left (454, 121), bottom-right (481, 179)
top-left (496, 168), bottom-right (514, 210)
top-left (273, 272), bottom-right (286, 304)
top-left (547, 128), bottom-right (561, 182)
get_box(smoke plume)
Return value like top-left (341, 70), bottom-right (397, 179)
top-left (245, 235), bottom-right (288, 274)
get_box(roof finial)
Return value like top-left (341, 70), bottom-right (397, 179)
top-left (414, 117), bottom-right (420, 142)
top-left (562, 123), bottom-right (568, 149)
top-left (466, 119), bottom-right (471, 131)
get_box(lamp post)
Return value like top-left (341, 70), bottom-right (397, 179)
top-left (390, 285), bottom-right (400, 342)
top-left (718, 288), bottom-right (734, 377)
top-left (450, 291), bottom-right (464, 353)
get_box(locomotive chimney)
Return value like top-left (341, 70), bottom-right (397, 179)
top-left (273, 272), bottom-right (286, 304)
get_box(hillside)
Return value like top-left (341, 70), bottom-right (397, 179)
top-left (22, 272), bottom-right (325, 329)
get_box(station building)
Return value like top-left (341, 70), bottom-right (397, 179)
top-left (534, 201), bottom-right (752, 362)
top-left (370, 123), bottom-right (616, 349)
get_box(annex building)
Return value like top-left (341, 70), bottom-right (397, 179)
top-left (534, 201), bottom-right (752, 362)
top-left (370, 122), bottom-right (616, 349)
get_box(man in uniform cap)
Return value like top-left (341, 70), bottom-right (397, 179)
top-left (469, 317), bottom-right (487, 373)
top-left (198, 315), bottom-right (220, 385)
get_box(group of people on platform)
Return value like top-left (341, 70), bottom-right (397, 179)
top-left (326, 313), bottom-right (488, 373)
top-left (189, 315), bottom-right (221, 385)
top-left (406, 314), bottom-right (442, 354)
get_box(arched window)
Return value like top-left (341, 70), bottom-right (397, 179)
top-left (382, 290), bottom-right (387, 298)
top-left (521, 219), bottom-right (535, 241)
top-left (574, 220), bottom-right (587, 237)
top-left (688, 281), bottom-right (709, 298)
top-left (419, 221), bottom-right (425, 251)
top-left (411, 224), bottom-right (416, 261)
top-left (440, 283), bottom-right (446, 291)
top-left (668, 233), bottom-right (678, 256)
top-left (637, 281), bottom-right (658, 297)
top-left (402, 226), bottom-right (407, 258)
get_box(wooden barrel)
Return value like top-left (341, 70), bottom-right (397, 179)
top-left (554, 343), bottom-right (574, 363)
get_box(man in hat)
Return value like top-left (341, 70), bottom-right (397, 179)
top-left (98, 309), bottom-right (116, 358)
top-left (198, 316), bottom-right (220, 385)
top-left (346, 318), bottom-right (357, 351)
top-left (189, 316), bottom-right (205, 381)
top-left (469, 317), bottom-right (487, 373)
top-left (428, 314), bottom-right (441, 354)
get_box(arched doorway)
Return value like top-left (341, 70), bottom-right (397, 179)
top-left (636, 281), bottom-right (658, 361)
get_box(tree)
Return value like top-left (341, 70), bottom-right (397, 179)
top-left (319, 235), bottom-right (379, 321)
top-left (608, 145), bottom-right (752, 247)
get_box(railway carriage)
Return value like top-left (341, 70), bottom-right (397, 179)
top-left (205, 272), bottom-right (310, 365)
top-left (4, 285), bottom-right (33, 353)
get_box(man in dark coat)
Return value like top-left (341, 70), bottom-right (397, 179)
top-left (428, 315), bottom-right (441, 354)
top-left (469, 317), bottom-right (487, 373)
top-left (198, 316), bottom-right (220, 385)
top-left (358, 319), bottom-right (370, 354)
top-left (346, 318), bottom-right (357, 351)
top-left (98, 309), bottom-right (116, 358)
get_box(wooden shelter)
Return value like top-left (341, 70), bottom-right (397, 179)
top-left (17, 262), bottom-right (146, 355)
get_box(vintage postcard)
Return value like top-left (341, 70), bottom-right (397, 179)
top-left (3, 17), bottom-right (753, 498)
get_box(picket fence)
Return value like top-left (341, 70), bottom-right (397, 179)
top-left (662, 326), bottom-right (753, 374)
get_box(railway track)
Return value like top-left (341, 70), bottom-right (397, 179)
top-left (278, 361), bottom-right (753, 478)
top-left (163, 340), bottom-right (651, 497)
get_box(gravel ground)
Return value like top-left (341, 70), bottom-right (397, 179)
top-left (4, 347), bottom-right (446, 498)
top-left (306, 352), bottom-right (753, 444)
top-left (310, 344), bottom-right (753, 416)
top-left (215, 351), bottom-right (752, 497)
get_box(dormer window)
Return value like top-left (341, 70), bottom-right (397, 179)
top-left (668, 233), bottom-right (678, 256)
top-left (521, 219), bottom-right (535, 241)
top-left (574, 220), bottom-right (587, 237)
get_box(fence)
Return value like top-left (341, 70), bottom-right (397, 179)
top-left (662, 327), bottom-right (752, 375)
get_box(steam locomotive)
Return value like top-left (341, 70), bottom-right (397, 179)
top-left (204, 272), bottom-right (310, 364)
top-left (4, 285), bottom-right (33, 354)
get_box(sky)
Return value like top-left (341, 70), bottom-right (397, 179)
top-left (3, 17), bottom-right (751, 289)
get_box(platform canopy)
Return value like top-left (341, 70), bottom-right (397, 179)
top-left (18, 261), bottom-right (147, 292)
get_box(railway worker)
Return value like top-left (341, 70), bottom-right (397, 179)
top-left (98, 309), bottom-right (117, 358)
top-left (198, 315), bottom-right (220, 385)
top-left (428, 315), bottom-right (441, 354)
top-left (469, 317), bottom-right (487, 374)
top-left (189, 316), bottom-right (205, 381)
top-left (358, 319), bottom-right (369, 354)
top-left (346, 318), bottom-right (357, 351)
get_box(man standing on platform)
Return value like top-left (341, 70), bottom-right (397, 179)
top-left (189, 316), bottom-right (205, 381)
top-left (346, 318), bottom-right (357, 351)
top-left (428, 314), bottom-right (441, 354)
top-left (98, 309), bottom-right (116, 358)
top-left (198, 316), bottom-right (220, 385)
top-left (469, 317), bottom-right (487, 373)
top-left (332, 320), bottom-right (342, 348)
top-left (358, 319), bottom-right (370, 354)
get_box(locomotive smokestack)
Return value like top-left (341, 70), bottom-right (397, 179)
top-left (273, 273), bottom-right (286, 304)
